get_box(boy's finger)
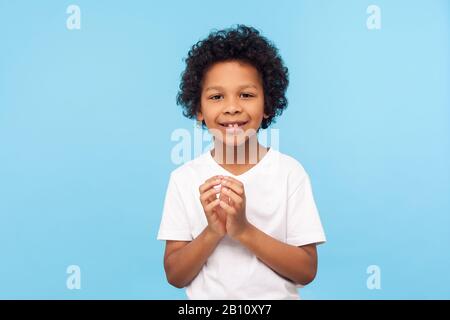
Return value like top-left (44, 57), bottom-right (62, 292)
top-left (200, 187), bottom-right (221, 205)
top-left (204, 198), bottom-right (221, 214)
top-left (221, 177), bottom-right (244, 196)
top-left (218, 199), bottom-right (237, 215)
top-left (199, 175), bottom-right (224, 194)
top-left (223, 176), bottom-right (244, 187)
top-left (221, 187), bottom-right (243, 208)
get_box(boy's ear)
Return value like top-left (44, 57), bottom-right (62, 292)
top-left (197, 111), bottom-right (204, 121)
top-left (263, 113), bottom-right (269, 119)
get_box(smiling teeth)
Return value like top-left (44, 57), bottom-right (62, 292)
top-left (224, 123), bottom-right (245, 135)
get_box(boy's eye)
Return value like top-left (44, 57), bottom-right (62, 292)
top-left (208, 93), bottom-right (255, 100)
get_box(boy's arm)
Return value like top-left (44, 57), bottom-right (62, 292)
top-left (163, 227), bottom-right (222, 288)
top-left (164, 175), bottom-right (228, 288)
top-left (219, 176), bottom-right (319, 285)
top-left (236, 223), bottom-right (318, 285)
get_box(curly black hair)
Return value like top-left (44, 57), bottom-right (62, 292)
top-left (176, 25), bottom-right (289, 129)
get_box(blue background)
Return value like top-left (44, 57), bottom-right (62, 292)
top-left (0, 0), bottom-right (449, 299)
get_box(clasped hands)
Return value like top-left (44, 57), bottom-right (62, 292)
top-left (199, 175), bottom-right (249, 240)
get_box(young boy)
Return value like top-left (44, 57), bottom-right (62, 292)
top-left (157, 25), bottom-right (326, 299)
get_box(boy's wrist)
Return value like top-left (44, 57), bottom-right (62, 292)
top-left (204, 227), bottom-right (225, 243)
top-left (234, 222), bottom-right (255, 244)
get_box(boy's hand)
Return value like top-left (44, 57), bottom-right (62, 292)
top-left (218, 176), bottom-right (250, 240)
top-left (199, 175), bottom-right (227, 238)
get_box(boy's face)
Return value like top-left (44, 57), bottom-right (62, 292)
top-left (198, 60), bottom-right (268, 147)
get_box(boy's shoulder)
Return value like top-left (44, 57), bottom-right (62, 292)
top-left (272, 149), bottom-right (308, 176)
top-left (273, 150), bottom-right (313, 194)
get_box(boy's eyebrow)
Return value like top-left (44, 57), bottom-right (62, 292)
top-left (205, 84), bottom-right (258, 92)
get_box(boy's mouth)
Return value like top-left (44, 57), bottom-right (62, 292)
top-left (218, 121), bottom-right (248, 129)
top-left (218, 121), bottom-right (249, 136)
top-left (218, 121), bottom-right (248, 135)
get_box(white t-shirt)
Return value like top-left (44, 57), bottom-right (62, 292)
top-left (157, 147), bottom-right (326, 299)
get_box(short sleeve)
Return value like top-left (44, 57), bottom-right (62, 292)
top-left (286, 171), bottom-right (326, 247)
top-left (157, 172), bottom-right (193, 241)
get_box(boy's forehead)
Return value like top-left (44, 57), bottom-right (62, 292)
top-left (202, 61), bottom-right (262, 89)
top-left (205, 84), bottom-right (258, 92)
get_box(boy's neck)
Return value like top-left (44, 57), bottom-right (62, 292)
top-left (211, 135), bottom-right (268, 167)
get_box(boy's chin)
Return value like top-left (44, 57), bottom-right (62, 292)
top-left (216, 135), bottom-right (248, 147)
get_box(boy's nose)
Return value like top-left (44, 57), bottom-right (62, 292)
top-left (223, 98), bottom-right (242, 114)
